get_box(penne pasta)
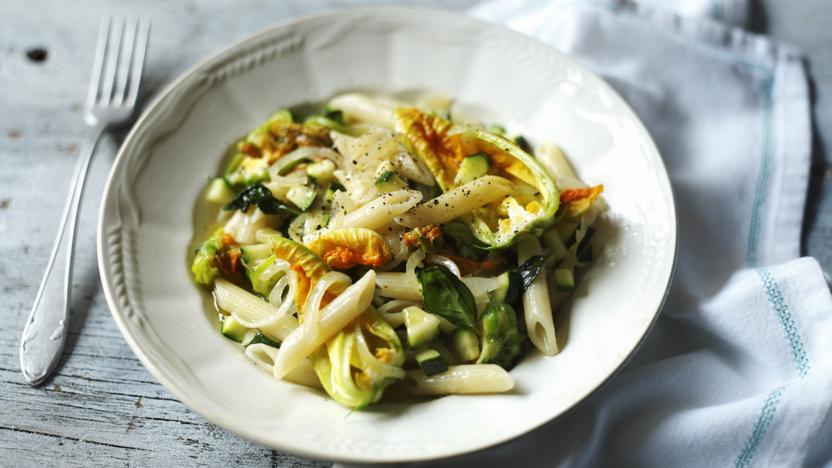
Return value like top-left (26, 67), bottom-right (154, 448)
top-left (407, 364), bottom-right (515, 395)
top-left (518, 236), bottom-right (558, 356)
top-left (283, 358), bottom-right (323, 389)
top-left (336, 190), bottom-right (423, 231)
top-left (535, 143), bottom-right (585, 189)
top-left (272, 270), bottom-right (377, 379)
top-left (462, 276), bottom-right (501, 313)
top-left (245, 344), bottom-right (321, 389)
top-left (214, 278), bottom-right (298, 342)
top-left (376, 299), bottom-right (420, 328)
top-left (375, 272), bottom-right (422, 300)
top-left (223, 208), bottom-right (278, 245)
top-left (395, 176), bottom-right (512, 228)
top-left (328, 93), bottom-right (401, 129)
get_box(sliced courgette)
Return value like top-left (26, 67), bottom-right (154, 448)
top-left (415, 349), bottom-right (448, 376)
top-left (451, 328), bottom-right (480, 362)
top-left (243, 331), bottom-right (281, 348)
top-left (240, 244), bottom-right (273, 268)
top-left (255, 228), bottom-right (283, 245)
top-left (453, 152), bottom-right (490, 186)
top-left (286, 185), bottom-right (318, 211)
top-left (306, 159), bottom-right (336, 184)
top-left (205, 177), bottom-right (236, 204)
top-left (277, 157), bottom-right (309, 176)
top-left (248, 255), bottom-right (285, 297)
top-left (325, 181), bottom-right (346, 202)
top-left (303, 115), bottom-right (350, 135)
top-left (403, 306), bottom-right (441, 348)
top-left (554, 268), bottom-right (575, 292)
top-left (492, 271), bottom-right (521, 304)
top-left (226, 155), bottom-right (270, 186)
top-left (220, 315), bottom-right (249, 343)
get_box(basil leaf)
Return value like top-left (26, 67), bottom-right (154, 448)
top-left (224, 183), bottom-right (300, 216)
top-left (517, 255), bottom-right (545, 292)
top-left (417, 265), bottom-right (477, 329)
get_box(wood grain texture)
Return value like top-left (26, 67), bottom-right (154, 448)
top-left (0, 0), bottom-right (828, 466)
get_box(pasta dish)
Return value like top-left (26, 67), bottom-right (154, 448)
top-left (190, 93), bottom-right (605, 409)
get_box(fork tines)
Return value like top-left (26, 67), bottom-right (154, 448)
top-left (87, 16), bottom-right (150, 109)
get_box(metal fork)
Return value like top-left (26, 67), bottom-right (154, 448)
top-left (20, 17), bottom-right (150, 386)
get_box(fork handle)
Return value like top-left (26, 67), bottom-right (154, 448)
top-left (20, 124), bottom-right (105, 386)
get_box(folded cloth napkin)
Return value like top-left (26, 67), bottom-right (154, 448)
top-left (421, 0), bottom-right (832, 466)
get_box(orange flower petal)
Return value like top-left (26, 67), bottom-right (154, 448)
top-left (308, 228), bottom-right (392, 270)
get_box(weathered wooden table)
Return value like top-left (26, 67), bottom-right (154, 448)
top-left (2, 1), bottom-right (829, 466)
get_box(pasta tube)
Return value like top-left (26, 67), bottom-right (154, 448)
top-left (328, 93), bottom-right (401, 129)
top-left (396, 176), bottom-right (512, 228)
top-left (214, 278), bottom-right (298, 341)
top-left (518, 237), bottom-right (558, 355)
top-left (407, 364), bottom-right (514, 395)
top-left (245, 344), bottom-right (321, 389)
top-left (375, 272), bottom-right (422, 300)
top-left (336, 190), bottom-right (422, 231)
top-left (272, 270), bottom-right (377, 379)
top-left (535, 143), bottom-right (585, 189)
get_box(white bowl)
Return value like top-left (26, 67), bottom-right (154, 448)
top-left (97, 7), bottom-right (675, 463)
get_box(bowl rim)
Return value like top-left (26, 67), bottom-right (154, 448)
top-left (97, 5), bottom-right (677, 463)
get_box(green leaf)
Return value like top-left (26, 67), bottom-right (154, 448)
top-left (417, 265), bottom-right (477, 329)
top-left (224, 183), bottom-right (300, 216)
top-left (517, 255), bottom-right (545, 292)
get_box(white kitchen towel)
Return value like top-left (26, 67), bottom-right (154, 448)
top-left (430, 0), bottom-right (832, 466)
